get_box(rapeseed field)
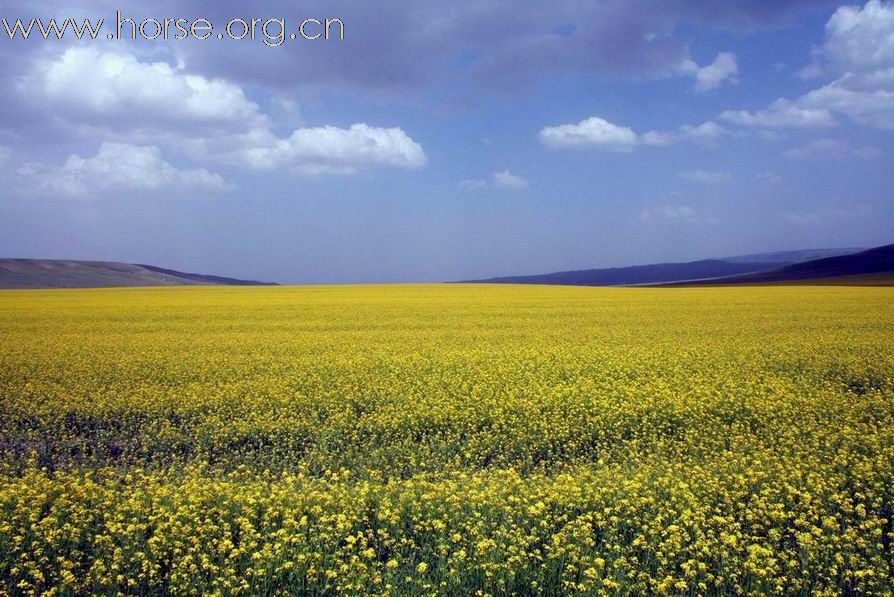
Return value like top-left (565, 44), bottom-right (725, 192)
top-left (0, 284), bottom-right (892, 595)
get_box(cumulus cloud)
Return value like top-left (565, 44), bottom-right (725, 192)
top-left (17, 143), bottom-right (232, 198)
top-left (722, 0), bottom-right (894, 130)
top-left (540, 117), bottom-right (639, 151)
top-left (25, 48), bottom-right (428, 178)
top-left (542, 116), bottom-right (727, 150)
top-left (678, 52), bottom-right (739, 92)
top-left (782, 138), bottom-right (883, 159)
top-left (641, 121), bottom-right (728, 146)
top-left (676, 121), bottom-right (730, 143)
top-left (191, 124), bottom-right (427, 175)
top-left (0, 1), bottom-right (843, 143)
top-left (492, 170), bottom-right (529, 189)
top-left (799, 82), bottom-right (894, 130)
top-left (155, 0), bottom-right (833, 95)
top-left (822, 0), bottom-right (894, 75)
top-left (33, 47), bottom-right (265, 130)
top-left (678, 169), bottom-right (733, 184)
top-left (460, 170), bottom-right (528, 190)
top-left (720, 98), bottom-right (837, 128)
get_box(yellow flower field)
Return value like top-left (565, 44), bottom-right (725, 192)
top-left (0, 284), bottom-right (892, 595)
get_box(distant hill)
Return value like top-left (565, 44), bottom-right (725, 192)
top-left (463, 246), bottom-right (887, 288)
top-left (463, 260), bottom-right (783, 287)
top-left (722, 248), bottom-right (863, 264)
top-left (0, 259), bottom-right (277, 289)
top-left (672, 244), bottom-right (894, 286)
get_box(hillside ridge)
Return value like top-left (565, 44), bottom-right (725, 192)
top-left (0, 259), bottom-right (277, 289)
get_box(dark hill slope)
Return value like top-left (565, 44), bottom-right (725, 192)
top-left (0, 259), bottom-right (276, 289)
top-left (464, 260), bottom-right (783, 287)
top-left (721, 247), bottom-right (863, 264)
top-left (673, 244), bottom-right (894, 286)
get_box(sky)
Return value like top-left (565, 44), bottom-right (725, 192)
top-left (0, 0), bottom-right (892, 284)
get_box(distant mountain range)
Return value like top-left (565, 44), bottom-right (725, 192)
top-left (464, 246), bottom-right (894, 287)
top-left (0, 259), bottom-right (276, 289)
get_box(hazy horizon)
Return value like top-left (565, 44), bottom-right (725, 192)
top-left (1, 245), bottom-right (881, 286)
top-left (2, 1), bottom-right (893, 284)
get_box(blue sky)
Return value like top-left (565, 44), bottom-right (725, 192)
top-left (0, 0), bottom-right (892, 283)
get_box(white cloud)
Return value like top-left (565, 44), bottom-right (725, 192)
top-left (643, 120), bottom-right (728, 146)
top-left (543, 116), bottom-right (727, 150)
top-left (798, 61), bottom-right (824, 80)
top-left (540, 116), bottom-right (638, 151)
top-left (639, 205), bottom-right (699, 223)
top-left (24, 48), bottom-right (428, 178)
top-left (723, 1), bottom-right (894, 131)
top-left (677, 121), bottom-right (729, 143)
top-left (460, 170), bottom-right (528, 191)
top-left (196, 124), bottom-right (427, 175)
top-left (823, 0), bottom-right (894, 75)
top-left (720, 98), bottom-right (837, 128)
top-left (270, 97), bottom-right (304, 128)
top-left (782, 138), bottom-right (883, 159)
top-left (18, 143), bottom-right (232, 198)
top-left (678, 169), bottom-right (733, 184)
top-left (799, 81), bottom-right (894, 130)
top-left (639, 130), bottom-right (675, 147)
top-left (34, 47), bottom-right (265, 129)
top-left (678, 52), bottom-right (739, 92)
top-left (492, 170), bottom-right (528, 189)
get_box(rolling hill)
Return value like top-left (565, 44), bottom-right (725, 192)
top-left (463, 260), bottom-right (784, 287)
top-left (0, 259), bottom-right (277, 289)
top-left (672, 244), bottom-right (894, 286)
top-left (464, 245), bottom-right (888, 287)
top-left (720, 247), bottom-right (863, 264)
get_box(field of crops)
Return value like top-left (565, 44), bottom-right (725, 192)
top-left (1, 284), bottom-right (892, 595)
